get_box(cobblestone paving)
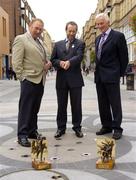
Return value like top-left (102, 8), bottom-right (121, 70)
top-left (0, 73), bottom-right (136, 180)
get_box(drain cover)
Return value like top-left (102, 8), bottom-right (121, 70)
top-left (81, 153), bottom-right (91, 156)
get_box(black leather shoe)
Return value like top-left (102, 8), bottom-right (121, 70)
top-left (18, 137), bottom-right (31, 147)
top-left (75, 129), bottom-right (83, 138)
top-left (112, 130), bottom-right (122, 140)
top-left (96, 128), bottom-right (112, 135)
top-left (28, 131), bottom-right (42, 139)
top-left (54, 129), bottom-right (65, 138)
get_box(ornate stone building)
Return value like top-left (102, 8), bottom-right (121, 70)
top-left (83, 0), bottom-right (136, 70)
top-left (43, 30), bottom-right (53, 59)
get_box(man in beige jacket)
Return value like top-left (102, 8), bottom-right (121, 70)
top-left (12, 18), bottom-right (51, 147)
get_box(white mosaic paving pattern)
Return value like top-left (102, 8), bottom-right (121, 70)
top-left (0, 169), bottom-right (108, 180)
top-left (0, 125), bottom-right (13, 137)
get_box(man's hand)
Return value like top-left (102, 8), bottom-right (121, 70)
top-left (63, 61), bottom-right (70, 70)
top-left (60, 61), bottom-right (65, 69)
top-left (44, 60), bottom-right (52, 72)
top-left (60, 60), bottom-right (70, 70)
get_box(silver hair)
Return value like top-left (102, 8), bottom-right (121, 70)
top-left (95, 13), bottom-right (110, 22)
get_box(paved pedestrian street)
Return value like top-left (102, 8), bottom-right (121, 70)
top-left (0, 72), bottom-right (136, 180)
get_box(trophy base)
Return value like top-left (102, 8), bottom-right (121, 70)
top-left (96, 159), bottom-right (115, 169)
top-left (32, 161), bottom-right (52, 170)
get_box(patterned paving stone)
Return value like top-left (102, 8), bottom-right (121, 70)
top-left (0, 73), bottom-right (136, 180)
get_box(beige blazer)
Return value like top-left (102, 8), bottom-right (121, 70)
top-left (12, 32), bottom-right (47, 85)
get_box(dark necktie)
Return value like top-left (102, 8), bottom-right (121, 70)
top-left (97, 33), bottom-right (106, 60)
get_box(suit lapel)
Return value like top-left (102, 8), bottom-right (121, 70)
top-left (71, 38), bottom-right (76, 49)
top-left (96, 35), bottom-right (101, 52)
top-left (67, 38), bottom-right (76, 53)
top-left (25, 33), bottom-right (46, 61)
top-left (96, 30), bottom-right (113, 50)
top-left (63, 40), bottom-right (67, 52)
top-left (103, 29), bottom-right (113, 46)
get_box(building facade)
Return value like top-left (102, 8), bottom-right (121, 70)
top-left (0, 0), bottom-right (36, 79)
top-left (0, 0), bottom-right (36, 53)
top-left (43, 29), bottom-right (53, 59)
top-left (0, 6), bottom-right (9, 79)
top-left (0, 0), bottom-right (53, 79)
top-left (83, 0), bottom-right (136, 71)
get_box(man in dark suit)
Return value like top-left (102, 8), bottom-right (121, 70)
top-left (51, 21), bottom-right (85, 138)
top-left (95, 13), bottom-right (128, 140)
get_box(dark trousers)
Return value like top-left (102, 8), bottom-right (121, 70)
top-left (56, 87), bottom-right (82, 131)
top-left (18, 79), bottom-right (44, 138)
top-left (96, 82), bottom-right (123, 131)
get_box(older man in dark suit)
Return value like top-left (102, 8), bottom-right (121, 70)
top-left (51, 21), bottom-right (85, 138)
top-left (95, 13), bottom-right (128, 140)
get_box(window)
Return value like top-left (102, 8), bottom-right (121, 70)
top-left (20, 16), bottom-right (25, 28)
top-left (2, 17), bottom-right (6, 36)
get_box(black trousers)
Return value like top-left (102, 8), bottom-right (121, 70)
top-left (96, 82), bottom-right (123, 131)
top-left (18, 79), bottom-right (44, 138)
top-left (56, 87), bottom-right (82, 131)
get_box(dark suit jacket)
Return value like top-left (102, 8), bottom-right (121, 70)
top-left (95, 29), bottom-right (128, 83)
top-left (51, 38), bottom-right (85, 88)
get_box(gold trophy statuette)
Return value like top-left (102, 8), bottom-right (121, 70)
top-left (96, 138), bottom-right (115, 169)
top-left (31, 136), bottom-right (51, 170)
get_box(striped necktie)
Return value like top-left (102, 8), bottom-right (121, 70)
top-left (97, 33), bottom-right (106, 60)
top-left (36, 39), bottom-right (46, 59)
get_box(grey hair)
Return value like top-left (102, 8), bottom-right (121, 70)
top-left (95, 13), bottom-right (110, 22)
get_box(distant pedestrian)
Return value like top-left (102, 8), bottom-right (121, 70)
top-left (8, 67), bottom-right (17, 80)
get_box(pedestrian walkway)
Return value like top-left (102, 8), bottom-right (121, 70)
top-left (0, 72), bottom-right (136, 180)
